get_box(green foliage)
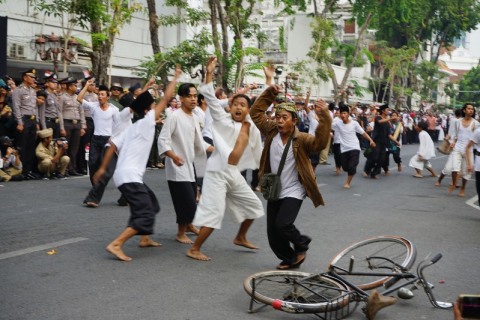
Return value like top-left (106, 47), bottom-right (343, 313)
top-left (158, 7), bottom-right (210, 27)
top-left (279, 26), bottom-right (285, 51)
top-left (307, 17), bottom-right (335, 65)
top-left (458, 66), bottom-right (480, 106)
top-left (371, 0), bottom-right (480, 50)
top-left (413, 60), bottom-right (447, 101)
top-left (137, 29), bottom-right (212, 79)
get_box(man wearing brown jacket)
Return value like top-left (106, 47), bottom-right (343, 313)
top-left (250, 84), bottom-right (332, 270)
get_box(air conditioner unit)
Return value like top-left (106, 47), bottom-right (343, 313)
top-left (9, 44), bottom-right (26, 59)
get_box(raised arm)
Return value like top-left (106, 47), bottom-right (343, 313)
top-left (263, 63), bottom-right (275, 86)
top-left (76, 78), bottom-right (94, 103)
top-left (250, 84), bottom-right (282, 136)
top-left (154, 65), bottom-right (181, 120)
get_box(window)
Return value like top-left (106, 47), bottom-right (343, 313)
top-left (344, 20), bottom-right (356, 34)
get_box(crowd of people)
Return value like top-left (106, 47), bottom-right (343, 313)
top-left (1, 61), bottom-right (479, 270)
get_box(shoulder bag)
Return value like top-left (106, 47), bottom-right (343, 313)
top-left (260, 135), bottom-right (292, 202)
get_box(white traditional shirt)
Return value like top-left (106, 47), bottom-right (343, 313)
top-left (112, 110), bottom-right (156, 187)
top-left (417, 130), bottom-right (436, 160)
top-left (270, 133), bottom-right (306, 200)
top-left (158, 108), bottom-right (208, 181)
top-left (81, 100), bottom-right (120, 136)
top-left (198, 83), bottom-right (262, 172)
top-left (453, 119), bottom-right (479, 154)
top-left (332, 119), bottom-right (365, 153)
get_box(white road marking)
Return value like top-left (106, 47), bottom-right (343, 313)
top-left (0, 237), bottom-right (89, 261)
top-left (466, 196), bottom-right (480, 210)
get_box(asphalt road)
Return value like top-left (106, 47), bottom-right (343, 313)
top-left (1, 143), bottom-right (479, 320)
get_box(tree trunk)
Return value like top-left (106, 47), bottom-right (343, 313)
top-left (338, 13), bottom-right (373, 93)
top-left (147, 0), bottom-right (161, 54)
top-left (217, 0), bottom-right (229, 91)
top-left (209, 0), bottom-right (223, 85)
top-left (89, 20), bottom-right (110, 85)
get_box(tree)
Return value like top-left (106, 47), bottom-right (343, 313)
top-left (32, 0), bottom-right (141, 85)
top-left (89, 0), bottom-right (141, 85)
top-left (32, 0), bottom-right (85, 76)
top-left (457, 66), bottom-right (480, 107)
top-left (137, 29), bottom-right (212, 82)
top-left (146, 0), bottom-right (160, 54)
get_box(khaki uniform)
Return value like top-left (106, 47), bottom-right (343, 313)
top-left (35, 141), bottom-right (70, 176)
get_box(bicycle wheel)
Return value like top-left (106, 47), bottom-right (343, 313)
top-left (327, 236), bottom-right (417, 290)
top-left (243, 270), bottom-right (351, 313)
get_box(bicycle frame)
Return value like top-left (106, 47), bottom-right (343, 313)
top-left (328, 253), bottom-right (453, 309)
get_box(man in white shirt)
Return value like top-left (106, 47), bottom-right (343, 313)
top-left (93, 68), bottom-right (180, 262)
top-left (77, 81), bottom-right (119, 184)
top-left (333, 104), bottom-right (375, 188)
top-left (158, 83), bottom-right (211, 244)
top-left (186, 56), bottom-right (264, 261)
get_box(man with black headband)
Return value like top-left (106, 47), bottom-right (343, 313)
top-left (93, 67), bottom-right (181, 261)
top-left (332, 103), bottom-right (375, 188)
top-left (250, 79), bottom-right (331, 270)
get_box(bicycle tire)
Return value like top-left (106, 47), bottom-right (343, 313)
top-left (327, 235), bottom-right (417, 290)
top-left (243, 270), bottom-right (351, 313)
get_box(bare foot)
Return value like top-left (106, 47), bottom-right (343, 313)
top-left (363, 172), bottom-right (368, 177)
top-left (106, 243), bottom-right (132, 262)
top-left (459, 189), bottom-right (465, 197)
top-left (335, 169), bottom-right (341, 175)
top-left (176, 235), bottom-right (194, 244)
top-left (186, 224), bottom-right (200, 235)
top-left (448, 184), bottom-right (455, 193)
top-left (139, 238), bottom-right (162, 248)
top-left (234, 239), bottom-right (259, 250)
top-left (186, 249), bottom-right (211, 261)
top-left (344, 184), bottom-right (351, 189)
top-left (384, 171), bottom-right (390, 176)
top-left (435, 181), bottom-right (441, 186)
top-left (398, 164), bottom-right (402, 172)
top-left (371, 175), bottom-right (379, 180)
top-left (412, 174), bottom-right (423, 178)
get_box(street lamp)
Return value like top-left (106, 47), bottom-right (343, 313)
top-left (35, 32), bottom-right (77, 76)
top-left (273, 66), bottom-right (299, 97)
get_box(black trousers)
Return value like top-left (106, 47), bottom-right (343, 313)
top-left (167, 180), bottom-right (197, 224)
top-left (15, 117), bottom-right (37, 173)
top-left (119, 182), bottom-right (160, 235)
top-left (476, 171), bottom-right (480, 205)
top-left (241, 169), bottom-right (259, 189)
top-left (332, 143), bottom-right (342, 169)
top-left (341, 150), bottom-right (360, 176)
top-left (88, 135), bottom-right (110, 184)
top-left (45, 118), bottom-right (61, 139)
top-left (84, 147), bottom-right (117, 204)
top-left (64, 121), bottom-right (82, 173)
top-left (267, 197), bottom-right (310, 265)
top-left (77, 117), bottom-right (94, 172)
top-left (364, 144), bottom-right (387, 177)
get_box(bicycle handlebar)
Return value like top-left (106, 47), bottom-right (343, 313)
top-left (430, 253), bottom-right (442, 264)
top-left (417, 253), bottom-right (453, 309)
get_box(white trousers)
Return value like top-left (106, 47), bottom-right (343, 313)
top-left (193, 165), bottom-right (264, 229)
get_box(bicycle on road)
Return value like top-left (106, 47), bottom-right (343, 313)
top-left (244, 235), bottom-right (453, 320)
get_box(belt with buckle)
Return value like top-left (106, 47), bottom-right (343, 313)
top-left (22, 115), bottom-right (36, 121)
top-left (46, 117), bottom-right (59, 123)
top-left (65, 119), bottom-right (79, 125)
